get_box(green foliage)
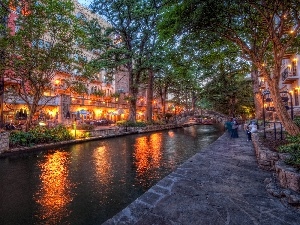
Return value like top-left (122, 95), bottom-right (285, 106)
top-left (116, 120), bottom-right (147, 127)
top-left (92, 89), bottom-right (105, 97)
top-left (9, 124), bottom-right (73, 148)
top-left (76, 123), bottom-right (95, 130)
top-left (293, 116), bottom-right (300, 128)
top-left (90, 0), bottom-right (163, 122)
top-left (278, 134), bottom-right (300, 169)
top-left (3, 0), bottom-right (92, 130)
top-left (158, 0), bottom-right (300, 135)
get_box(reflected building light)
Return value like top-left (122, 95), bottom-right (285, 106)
top-left (134, 133), bottom-right (162, 187)
top-left (149, 133), bottom-right (162, 167)
top-left (92, 146), bottom-right (112, 185)
top-left (168, 130), bottom-right (175, 137)
top-left (34, 152), bottom-right (74, 223)
top-left (134, 137), bottom-right (149, 176)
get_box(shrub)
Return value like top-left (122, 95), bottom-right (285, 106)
top-left (116, 120), bottom-right (147, 127)
top-left (293, 116), bottom-right (300, 128)
top-left (10, 131), bottom-right (35, 147)
top-left (76, 123), bottom-right (95, 130)
top-left (9, 124), bottom-right (73, 148)
top-left (278, 134), bottom-right (300, 169)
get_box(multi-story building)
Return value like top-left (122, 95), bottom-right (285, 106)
top-left (279, 54), bottom-right (300, 112)
top-left (259, 53), bottom-right (299, 120)
top-left (2, 0), bottom-right (131, 125)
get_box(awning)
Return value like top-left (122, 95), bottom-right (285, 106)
top-left (79, 109), bottom-right (90, 115)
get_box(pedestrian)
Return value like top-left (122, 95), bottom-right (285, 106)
top-left (231, 119), bottom-right (239, 138)
top-left (225, 118), bottom-right (233, 137)
top-left (248, 121), bottom-right (258, 134)
top-left (246, 125), bottom-right (252, 141)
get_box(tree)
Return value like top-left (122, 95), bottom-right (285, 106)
top-left (91, 0), bottom-right (162, 123)
top-left (159, 0), bottom-right (300, 135)
top-left (154, 40), bottom-right (203, 116)
top-left (2, 0), bottom-right (88, 130)
top-left (181, 35), bottom-right (253, 118)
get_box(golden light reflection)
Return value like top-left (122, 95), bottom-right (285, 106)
top-left (34, 151), bottom-right (74, 223)
top-left (93, 146), bottom-right (112, 185)
top-left (168, 130), bottom-right (175, 137)
top-left (189, 126), bottom-right (197, 137)
top-left (134, 133), bottom-right (162, 186)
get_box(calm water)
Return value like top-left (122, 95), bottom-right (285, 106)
top-left (0, 125), bottom-right (223, 225)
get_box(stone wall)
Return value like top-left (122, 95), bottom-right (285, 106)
top-left (251, 133), bottom-right (280, 170)
top-left (275, 160), bottom-right (300, 193)
top-left (252, 133), bottom-right (300, 206)
top-left (0, 132), bottom-right (9, 154)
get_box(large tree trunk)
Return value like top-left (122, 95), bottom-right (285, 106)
top-left (25, 103), bottom-right (37, 132)
top-left (127, 63), bottom-right (137, 123)
top-left (251, 69), bottom-right (263, 119)
top-left (146, 70), bottom-right (154, 122)
top-left (268, 79), bottom-right (300, 135)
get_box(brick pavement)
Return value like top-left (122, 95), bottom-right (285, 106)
top-left (103, 128), bottom-right (300, 225)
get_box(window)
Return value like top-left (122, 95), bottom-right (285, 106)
top-left (44, 41), bottom-right (51, 50)
top-left (73, 69), bottom-right (79, 75)
top-left (15, 25), bottom-right (20, 33)
top-left (32, 40), bottom-right (37, 48)
top-left (73, 54), bottom-right (79, 62)
top-left (76, 12), bottom-right (87, 21)
top-left (16, 6), bottom-right (22, 14)
top-left (91, 86), bottom-right (98, 93)
top-left (38, 40), bottom-right (44, 48)
top-left (33, 39), bottom-right (52, 50)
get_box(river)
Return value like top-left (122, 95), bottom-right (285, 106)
top-left (0, 124), bottom-right (223, 225)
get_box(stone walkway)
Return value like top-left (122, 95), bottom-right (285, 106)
top-left (103, 129), bottom-right (300, 225)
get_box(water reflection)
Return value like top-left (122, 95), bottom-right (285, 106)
top-left (168, 130), bottom-right (175, 138)
top-left (0, 125), bottom-right (223, 225)
top-left (134, 133), bottom-right (163, 188)
top-left (34, 151), bottom-right (74, 224)
top-left (93, 146), bottom-right (112, 185)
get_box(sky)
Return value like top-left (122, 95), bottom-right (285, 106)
top-left (77, 0), bottom-right (92, 7)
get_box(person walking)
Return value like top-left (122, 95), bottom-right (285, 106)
top-left (246, 126), bottom-right (252, 141)
top-left (246, 121), bottom-right (258, 141)
top-left (231, 119), bottom-right (239, 138)
top-left (225, 118), bottom-right (233, 137)
top-left (249, 121), bottom-right (258, 133)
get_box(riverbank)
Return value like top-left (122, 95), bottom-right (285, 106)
top-left (103, 129), bottom-right (300, 225)
top-left (0, 124), bottom-right (180, 158)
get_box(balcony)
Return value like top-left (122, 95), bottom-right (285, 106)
top-left (282, 67), bottom-right (298, 84)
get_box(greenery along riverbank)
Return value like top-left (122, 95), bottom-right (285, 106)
top-left (9, 125), bottom-right (73, 148)
top-left (258, 117), bottom-right (300, 170)
top-left (7, 120), bottom-right (172, 149)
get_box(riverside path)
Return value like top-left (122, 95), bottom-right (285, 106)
top-left (103, 128), bottom-right (300, 225)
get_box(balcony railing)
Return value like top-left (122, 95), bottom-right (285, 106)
top-left (70, 97), bottom-right (129, 108)
top-left (282, 67), bottom-right (298, 84)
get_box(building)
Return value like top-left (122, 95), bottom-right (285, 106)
top-left (259, 53), bottom-right (299, 120)
top-left (2, 0), bottom-right (131, 126)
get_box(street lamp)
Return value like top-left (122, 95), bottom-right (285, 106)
top-left (262, 89), bottom-right (293, 138)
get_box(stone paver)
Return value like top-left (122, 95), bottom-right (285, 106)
top-left (103, 129), bottom-right (300, 225)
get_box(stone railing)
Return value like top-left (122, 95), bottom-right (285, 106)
top-left (252, 133), bottom-right (300, 206)
top-left (88, 124), bottom-right (178, 138)
top-left (0, 132), bottom-right (9, 154)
